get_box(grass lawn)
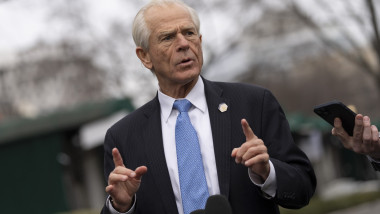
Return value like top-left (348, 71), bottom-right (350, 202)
top-left (280, 191), bottom-right (380, 214)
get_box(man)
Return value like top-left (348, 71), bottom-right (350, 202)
top-left (333, 114), bottom-right (380, 171)
top-left (101, 0), bottom-right (316, 214)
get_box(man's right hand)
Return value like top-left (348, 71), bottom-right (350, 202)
top-left (106, 148), bottom-right (148, 212)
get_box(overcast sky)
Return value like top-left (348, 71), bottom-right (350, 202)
top-left (1, 0), bottom-right (376, 54)
top-left (0, 0), bottom-right (138, 53)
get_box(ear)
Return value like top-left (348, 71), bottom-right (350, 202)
top-left (199, 34), bottom-right (202, 44)
top-left (136, 47), bottom-right (153, 70)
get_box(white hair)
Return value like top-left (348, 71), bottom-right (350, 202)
top-left (132, 0), bottom-right (200, 50)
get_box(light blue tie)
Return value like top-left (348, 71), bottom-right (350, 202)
top-left (173, 99), bottom-right (209, 214)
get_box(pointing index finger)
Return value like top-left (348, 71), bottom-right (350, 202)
top-left (241, 119), bottom-right (257, 141)
top-left (112, 148), bottom-right (125, 167)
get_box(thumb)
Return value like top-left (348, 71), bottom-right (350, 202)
top-left (112, 148), bottom-right (125, 167)
top-left (231, 148), bottom-right (238, 157)
top-left (241, 119), bottom-right (257, 141)
top-left (133, 166), bottom-right (148, 180)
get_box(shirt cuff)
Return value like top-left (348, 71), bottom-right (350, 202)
top-left (248, 160), bottom-right (277, 198)
top-left (367, 155), bottom-right (380, 163)
top-left (106, 195), bottom-right (136, 214)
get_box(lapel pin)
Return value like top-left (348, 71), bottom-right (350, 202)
top-left (218, 103), bottom-right (228, 112)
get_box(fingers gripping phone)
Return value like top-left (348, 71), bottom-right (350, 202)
top-left (313, 101), bottom-right (357, 136)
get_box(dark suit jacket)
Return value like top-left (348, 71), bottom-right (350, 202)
top-left (101, 78), bottom-right (316, 214)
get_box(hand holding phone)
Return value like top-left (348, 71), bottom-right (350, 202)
top-left (313, 101), bottom-right (357, 136)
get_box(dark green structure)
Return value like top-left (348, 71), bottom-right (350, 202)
top-left (0, 98), bottom-right (134, 214)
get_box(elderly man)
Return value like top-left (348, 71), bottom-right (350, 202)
top-left (101, 1), bottom-right (316, 214)
top-left (333, 114), bottom-right (380, 171)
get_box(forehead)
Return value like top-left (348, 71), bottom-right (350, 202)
top-left (145, 4), bottom-right (196, 33)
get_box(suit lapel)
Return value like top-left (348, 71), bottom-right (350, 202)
top-left (203, 78), bottom-right (231, 198)
top-left (142, 97), bottom-right (178, 214)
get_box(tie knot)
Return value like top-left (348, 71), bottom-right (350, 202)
top-left (173, 99), bottom-right (192, 112)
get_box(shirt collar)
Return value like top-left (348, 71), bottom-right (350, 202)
top-left (158, 77), bottom-right (207, 123)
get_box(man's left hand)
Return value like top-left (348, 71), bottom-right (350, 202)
top-left (231, 119), bottom-right (270, 181)
top-left (332, 114), bottom-right (380, 160)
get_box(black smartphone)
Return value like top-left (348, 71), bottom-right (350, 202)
top-left (313, 101), bottom-right (357, 136)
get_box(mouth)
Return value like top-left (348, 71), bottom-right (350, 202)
top-left (177, 58), bottom-right (193, 65)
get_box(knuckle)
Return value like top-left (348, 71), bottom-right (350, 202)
top-left (246, 147), bottom-right (256, 154)
top-left (352, 146), bottom-right (363, 154)
top-left (260, 153), bottom-right (269, 162)
top-left (353, 133), bottom-right (361, 139)
top-left (115, 166), bottom-right (125, 170)
top-left (260, 144), bottom-right (267, 151)
top-left (373, 136), bottom-right (379, 142)
top-left (241, 143), bottom-right (252, 151)
top-left (363, 134), bottom-right (371, 141)
top-left (253, 156), bottom-right (265, 164)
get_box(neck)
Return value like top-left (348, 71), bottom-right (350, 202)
top-left (159, 76), bottom-right (199, 99)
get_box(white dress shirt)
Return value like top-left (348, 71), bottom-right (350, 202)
top-left (107, 77), bottom-right (277, 214)
top-left (159, 78), bottom-right (221, 214)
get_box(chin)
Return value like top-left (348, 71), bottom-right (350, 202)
top-left (172, 72), bottom-right (199, 85)
top-left (180, 70), bottom-right (200, 80)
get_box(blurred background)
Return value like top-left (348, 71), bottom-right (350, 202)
top-left (0, 0), bottom-right (380, 213)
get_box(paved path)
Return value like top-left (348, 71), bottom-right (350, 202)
top-left (327, 199), bottom-right (380, 214)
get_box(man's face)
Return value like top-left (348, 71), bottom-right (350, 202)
top-left (138, 4), bottom-right (203, 90)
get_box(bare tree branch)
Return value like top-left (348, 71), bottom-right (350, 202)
top-left (366, 0), bottom-right (380, 67)
top-left (288, 2), bottom-right (376, 78)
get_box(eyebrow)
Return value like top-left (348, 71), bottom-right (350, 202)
top-left (158, 30), bottom-right (176, 39)
top-left (157, 26), bottom-right (197, 39)
top-left (181, 26), bottom-right (197, 32)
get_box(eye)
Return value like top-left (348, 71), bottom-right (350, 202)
top-left (186, 30), bottom-right (195, 36)
top-left (163, 35), bottom-right (173, 41)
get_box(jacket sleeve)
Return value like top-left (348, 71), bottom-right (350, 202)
top-left (260, 90), bottom-right (316, 209)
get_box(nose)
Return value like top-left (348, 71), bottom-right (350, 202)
top-left (176, 34), bottom-right (190, 52)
